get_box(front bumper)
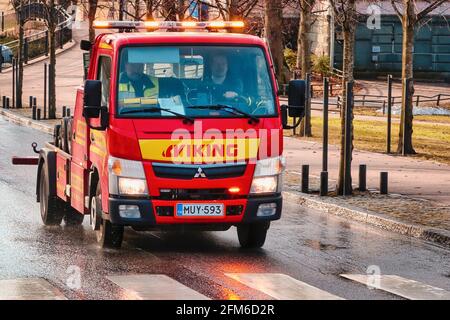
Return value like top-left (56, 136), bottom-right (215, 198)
top-left (107, 194), bottom-right (282, 226)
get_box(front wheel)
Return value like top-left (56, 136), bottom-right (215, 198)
top-left (237, 222), bottom-right (270, 249)
top-left (92, 182), bottom-right (123, 248)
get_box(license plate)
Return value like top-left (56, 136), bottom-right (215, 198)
top-left (176, 204), bottom-right (224, 217)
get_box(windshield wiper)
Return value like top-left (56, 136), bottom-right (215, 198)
top-left (188, 104), bottom-right (260, 124)
top-left (120, 107), bottom-right (194, 124)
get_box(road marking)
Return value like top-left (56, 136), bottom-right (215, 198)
top-left (225, 273), bottom-right (344, 300)
top-left (107, 274), bottom-right (210, 300)
top-left (0, 278), bottom-right (67, 300)
top-left (341, 274), bottom-right (450, 300)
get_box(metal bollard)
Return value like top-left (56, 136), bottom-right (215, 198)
top-left (37, 108), bottom-right (41, 121)
top-left (2, 96), bottom-right (5, 108)
top-left (380, 172), bottom-right (388, 195)
top-left (32, 106), bottom-right (37, 120)
top-left (29, 96), bottom-right (33, 108)
top-left (301, 165), bottom-right (309, 194)
top-left (62, 106), bottom-right (67, 117)
top-left (6, 97), bottom-right (10, 109)
top-left (66, 108), bottom-right (71, 117)
top-left (359, 164), bottom-right (367, 192)
top-left (33, 97), bottom-right (37, 108)
top-left (320, 171), bottom-right (328, 196)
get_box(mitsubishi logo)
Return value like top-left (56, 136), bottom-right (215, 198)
top-left (194, 167), bottom-right (206, 178)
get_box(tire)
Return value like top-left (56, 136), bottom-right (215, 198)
top-left (92, 182), bottom-right (124, 248)
top-left (237, 222), bottom-right (270, 249)
top-left (60, 118), bottom-right (71, 154)
top-left (53, 124), bottom-right (61, 148)
top-left (39, 167), bottom-right (64, 226)
top-left (66, 118), bottom-right (73, 155)
top-left (63, 207), bottom-right (84, 226)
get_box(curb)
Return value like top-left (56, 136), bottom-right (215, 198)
top-left (283, 190), bottom-right (450, 249)
top-left (0, 108), bottom-right (53, 134)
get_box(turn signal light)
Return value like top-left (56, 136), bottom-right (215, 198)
top-left (228, 187), bottom-right (240, 194)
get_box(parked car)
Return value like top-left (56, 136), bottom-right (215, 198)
top-left (0, 45), bottom-right (13, 64)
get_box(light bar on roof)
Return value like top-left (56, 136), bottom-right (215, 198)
top-left (93, 20), bottom-right (245, 31)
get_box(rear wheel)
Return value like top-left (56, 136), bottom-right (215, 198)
top-left (92, 182), bottom-right (123, 248)
top-left (53, 124), bottom-right (61, 148)
top-left (237, 222), bottom-right (270, 249)
top-left (39, 167), bottom-right (64, 226)
top-left (60, 118), bottom-right (72, 154)
top-left (66, 118), bottom-right (73, 155)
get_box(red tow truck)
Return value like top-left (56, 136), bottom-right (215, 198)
top-left (13, 20), bottom-right (305, 249)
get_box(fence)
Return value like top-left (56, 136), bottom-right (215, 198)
top-left (0, 3), bottom-right (73, 71)
top-left (337, 93), bottom-right (450, 112)
top-left (281, 82), bottom-right (450, 111)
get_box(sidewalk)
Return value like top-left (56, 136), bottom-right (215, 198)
top-left (0, 23), bottom-right (87, 117)
top-left (284, 137), bottom-right (450, 205)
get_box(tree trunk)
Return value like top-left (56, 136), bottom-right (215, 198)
top-left (397, 0), bottom-right (416, 154)
top-left (162, 1), bottom-right (177, 20)
top-left (134, 0), bottom-right (140, 20)
top-left (88, 0), bottom-right (98, 43)
top-left (17, 16), bottom-right (24, 109)
top-left (337, 1), bottom-right (356, 195)
top-left (146, 0), bottom-right (154, 20)
top-left (264, 0), bottom-right (287, 84)
top-left (298, 0), bottom-right (312, 137)
top-left (48, 24), bottom-right (57, 119)
top-left (229, 0), bottom-right (240, 20)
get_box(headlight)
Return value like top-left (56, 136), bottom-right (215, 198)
top-left (251, 176), bottom-right (278, 194)
top-left (253, 156), bottom-right (285, 177)
top-left (118, 177), bottom-right (147, 196)
top-left (108, 156), bottom-right (148, 196)
top-left (250, 156), bottom-right (285, 194)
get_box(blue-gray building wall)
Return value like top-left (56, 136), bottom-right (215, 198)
top-left (334, 15), bottom-right (450, 79)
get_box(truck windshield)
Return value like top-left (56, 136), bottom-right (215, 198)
top-left (117, 45), bottom-right (276, 118)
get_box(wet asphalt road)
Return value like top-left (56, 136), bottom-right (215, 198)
top-left (0, 116), bottom-right (449, 300)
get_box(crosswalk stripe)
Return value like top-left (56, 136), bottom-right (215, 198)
top-left (341, 274), bottom-right (450, 300)
top-left (107, 274), bottom-right (210, 300)
top-left (226, 273), bottom-right (344, 300)
top-left (0, 278), bottom-right (67, 300)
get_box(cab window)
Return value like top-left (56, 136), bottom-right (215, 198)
top-left (117, 46), bottom-right (276, 118)
top-left (97, 56), bottom-right (112, 108)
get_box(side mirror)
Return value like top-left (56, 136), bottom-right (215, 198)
top-left (288, 80), bottom-right (306, 118)
top-left (281, 105), bottom-right (288, 129)
top-left (80, 40), bottom-right (92, 51)
top-left (83, 80), bottom-right (108, 130)
top-left (83, 80), bottom-right (102, 117)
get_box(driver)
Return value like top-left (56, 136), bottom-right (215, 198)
top-left (205, 54), bottom-right (243, 102)
top-left (119, 62), bottom-right (159, 100)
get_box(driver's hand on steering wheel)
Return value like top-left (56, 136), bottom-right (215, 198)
top-left (223, 91), bottom-right (239, 99)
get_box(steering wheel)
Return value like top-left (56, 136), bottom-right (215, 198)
top-left (185, 87), bottom-right (212, 106)
top-left (250, 99), bottom-right (272, 115)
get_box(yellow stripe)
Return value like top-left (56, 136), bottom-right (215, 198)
top-left (70, 175), bottom-right (83, 193)
top-left (139, 138), bottom-right (260, 163)
top-left (91, 146), bottom-right (106, 158)
top-left (76, 121), bottom-right (87, 139)
top-left (99, 42), bottom-right (112, 50)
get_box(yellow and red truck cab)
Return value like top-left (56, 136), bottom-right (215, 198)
top-left (15, 21), bottom-right (305, 249)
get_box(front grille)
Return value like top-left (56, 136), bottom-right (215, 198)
top-left (156, 188), bottom-right (243, 201)
top-left (152, 162), bottom-right (247, 180)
